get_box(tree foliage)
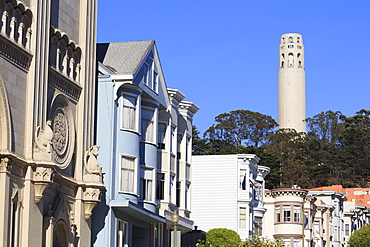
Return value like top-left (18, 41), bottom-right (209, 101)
top-left (196, 228), bottom-right (283, 247)
top-left (196, 109), bottom-right (370, 189)
top-left (204, 110), bottom-right (277, 148)
top-left (347, 223), bottom-right (370, 247)
top-left (197, 228), bottom-right (241, 247)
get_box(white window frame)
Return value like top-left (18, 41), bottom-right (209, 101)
top-left (141, 168), bottom-right (154, 201)
top-left (116, 219), bottom-right (128, 247)
top-left (156, 172), bottom-right (165, 200)
top-left (153, 70), bottom-right (158, 93)
top-left (120, 155), bottom-right (137, 193)
top-left (239, 207), bottom-right (247, 229)
top-left (141, 107), bottom-right (155, 143)
top-left (157, 122), bottom-right (167, 149)
top-left (121, 93), bottom-right (138, 131)
top-left (143, 63), bottom-right (149, 85)
top-left (294, 205), bottom-right (300, 223)
top-left (239, 169), bottom-right (247, 191)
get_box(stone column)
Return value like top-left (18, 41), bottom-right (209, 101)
top-left (1, 11), bottom-right (8, 34)
top-left (0, 158), bottom-right (11, 246)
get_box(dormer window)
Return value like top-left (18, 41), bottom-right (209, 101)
top-left (153, 71), bottom-right (158, 92)
top-left (143, 63), bottom-right (149, 85)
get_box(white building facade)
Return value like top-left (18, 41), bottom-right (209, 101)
top-left (93, 41), bottom-right (198, 247)
top-left (191, 154), bottom-right (269, 240)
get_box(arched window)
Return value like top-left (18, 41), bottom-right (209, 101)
top-left (288, 52), bottom-right (294, 67)
top-left (53, 221), bottom-right (69, 247)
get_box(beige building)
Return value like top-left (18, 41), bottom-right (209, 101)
top-left (278, 33), bottom-right (306, 133)
top-left (264, 188), bottom-right (308, 246)
top-left (0, 0), bottom-right (103, 246)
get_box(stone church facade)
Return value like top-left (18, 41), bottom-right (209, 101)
top-left (0, 0), bottom-right (102, 246)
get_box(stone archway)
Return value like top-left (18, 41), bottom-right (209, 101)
top-left (53, 221), bottom-right (69, 247)
top-left (0, 73), bottom-right (12, 152)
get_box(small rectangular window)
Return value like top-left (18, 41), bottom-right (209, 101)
top-left (176, 181), bottom-right (181, 207)
top-left (294, 206), bottom-right (300, 223)
top-left (141, 169), bottom-right (153, 201)
top-left (283, 205), bottom-right (291, 222)
top-left (239, 207), bottom-right (246, 229)
top-left (143, 63), bottom-right (149, 84)
top-left (239, 169), bottom-right (247, 190)
top-left (156, 173), bottom-right (165, 200)
top-left (345, 223), bottom-right (350, 236)
top-left (141, 109), bottom-right (154, 142)
top-left (185, 183), bottom-right (190, 210)
top-left (116, 219), bottom-right (128, 247)
top-left (153, 71), bottom-right (158, 92)
top-left (276, 206), bottom-right (281, 223)
top-left (158, 123), bottom-right (166, 149)
top-left (122, 95), bottom-right (137, 130)
top-left (121, 156), bottom-right (135, 192)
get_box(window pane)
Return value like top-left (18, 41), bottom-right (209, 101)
top-left (239, 169), bottom-right (247, 190)
top-left (156, 173), bottom-right (165, 200)
top-left (294, 206), bottom-right (300, 223)
top-left (121, 156), bottom-right (135, 192)
top-left (276, 206), bottom-right (281, 223)
top-left (158, 123), bottom-right (166, 148)
top-left (239, 207), bottom-right (246, 229)
top-left (122, 95), bottom-right (137, 130)
top-left (142, 109), bottom-right (154, 142)
top-left (283, 205), bottom-right (291, 222)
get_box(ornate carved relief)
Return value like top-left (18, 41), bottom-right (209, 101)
top-left (49, 95), bottom-right (75, 169)
top-left (83, 145), bottom-right (102, 183)
top-left (35, 120), bottom-right (53, 153)
top-left (48, 67), bottom-right (82, 102)
top-left (82, 187), bottom-right (101, 220)
top-left (0, 34), bottom-right (32, 70)
top-left (0, 157), bottom-right (10, 173)
top-left (49, 27), bottom-right (82, 83)
top-left (34, 120), bottom-right (53, 161)
top-left (34, 167), bottom-right (53, 203)
top-left (0, 1), bottom-right (33, 70)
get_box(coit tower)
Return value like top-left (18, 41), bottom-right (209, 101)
top-left (278, 33), bottom-right (306, 133)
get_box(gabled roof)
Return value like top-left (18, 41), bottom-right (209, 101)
top-left (97, 41), bottom-right (154, 75)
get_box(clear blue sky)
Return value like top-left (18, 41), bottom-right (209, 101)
top-left (98, 0), bottom-right (370, 135)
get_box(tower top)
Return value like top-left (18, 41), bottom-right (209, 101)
top-left (280, 33), bottom-right (303, 45)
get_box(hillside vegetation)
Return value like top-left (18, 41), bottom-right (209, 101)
top-left (193, 109), bottom-right (370, 189)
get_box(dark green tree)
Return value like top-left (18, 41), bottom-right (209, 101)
top-left (204, 110), bottom-right (277, 149)
top-left (348, 223), bottom-right (370, 247)
top-left (264, 129), bottom-right (310, 188)
top-left (339, 109), bottom-right (370, 186)
top-left (305, 110), bottom-right (346, 187)
top-left (192, 125), bottom-right (216, 155)
top-left (306, 110), bottom-right (344, 145)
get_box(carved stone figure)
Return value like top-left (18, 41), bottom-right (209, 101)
top-left (84, 145), bottom-right (102, 175)
top-left (35, 120), bottom-right (53, 153)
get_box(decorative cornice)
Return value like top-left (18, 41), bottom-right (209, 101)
top-left (265, 188), bottom-right (308, 198)
top-left (167, 88), bottom-right (185, 105)
top-left (179, 101), bottom-right (199, 116)
top-left (82, 187), bottom-right (101, 220)
top-left (0, 34), bottom-right (33, 71)
top-left (48, 67), bottom-right (82, 102)
top-left (33, 166), bottom-right (54, 203)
